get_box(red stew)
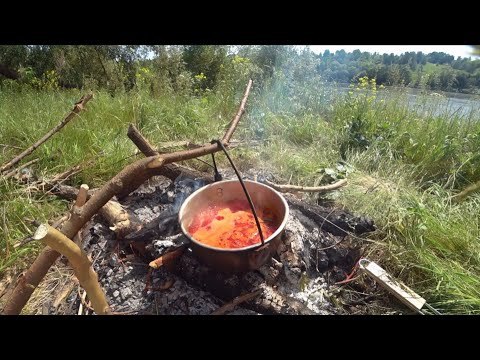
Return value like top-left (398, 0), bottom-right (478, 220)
top-left (188, 199), bottom-right (278, 249)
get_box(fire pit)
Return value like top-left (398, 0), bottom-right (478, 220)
top-left (48, 172), bottom-right (377, 315)
top-left (179, 180), bottom-right (289, 273)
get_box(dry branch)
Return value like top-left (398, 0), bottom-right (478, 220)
top-left (0, 93), bottom-right (93, 173)
top-left (32, 224), bottom-right (110, 315)
top-left (265, 178), bottom-right (348, 193)
top-left (149, 245), bottom-right (188, 269)
top-left (0, 143), bottom-right (23, 150)
top-left (127, 123), bottom-right (213, 183)
top-left (2, 80), bottom-right (252, 315)
top-left (4, 158), bottom-right (39, 179)
top-left (451, 180), bottom-right (480, 204)
top-left (211, 289), bottom-right (263, 315)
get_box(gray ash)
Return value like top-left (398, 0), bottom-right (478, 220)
top-left (62, 172), bottom-right (374, 315)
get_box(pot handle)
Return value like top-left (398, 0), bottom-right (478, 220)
top-left (211, 139), bottom-right (265, 246)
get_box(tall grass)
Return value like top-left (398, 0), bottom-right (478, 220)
top-left (1, 73), bottom-right (480, 313)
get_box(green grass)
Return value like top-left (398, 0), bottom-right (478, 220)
top-left (2, 76), bottom-right (480, 314)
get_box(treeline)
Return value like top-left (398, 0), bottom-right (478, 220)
top-left (317, 49), bottom-right (480, 93)
top-left (1, 45), bottom-right (479, 94)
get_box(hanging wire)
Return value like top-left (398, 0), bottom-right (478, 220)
top-left (211, 139), bottom-right (264, 246)
top-left (211, 153), bottom-right (223, 182)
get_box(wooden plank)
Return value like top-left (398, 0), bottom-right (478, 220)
top-left (359, 259), bottom-right (426, 312)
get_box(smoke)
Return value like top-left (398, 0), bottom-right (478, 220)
top-left (246, 48), bottom-right (335, 142)
top-left (170, 176), bottom-right (206, 214)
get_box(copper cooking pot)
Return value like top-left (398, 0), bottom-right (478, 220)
top-left (178, 180), bottom-right (289, 273)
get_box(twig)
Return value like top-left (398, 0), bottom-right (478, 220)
top-left (0, 143), bottom-right (23, 150)
top-left (451, 179), bottom-right (480, 204)
top-left (316, 236), bottom-right (347, 251)
top-left (53, 282), bottom-right (76, 309)
top-left (0, 93), bottom-right (93, 173)
top-left (3, 158), bottom-right (40, 179)
top-left (13, 213), bottom-right (69, 249)
top-left (265, 178), bottom-right (348, 193)
top-left (77, 289), bottom-right (88, 315)
top-left (211, 289), bottom-right (263, 315)
top-left (51, 214), bottom-right (69, 229)
top-left (149, 245), bottom-right (188, 269)
top-left (13, 236), bottom-right (34, 249)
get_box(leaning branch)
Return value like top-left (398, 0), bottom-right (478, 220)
top-left (264, 178), bottom-right (347, 193)
top-left (32, 224), bottom-right (110, 315)
top-left (0, 93), bottom-right (93, 173)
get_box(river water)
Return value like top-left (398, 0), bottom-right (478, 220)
top-left (335, 85), bottom-right (480, 119)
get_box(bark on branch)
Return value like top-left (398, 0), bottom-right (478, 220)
top-left (0, 93), bottom-right (94, 173)
top-left (2, 80), bottom-right (253, 315)
top-left (127, 124), bottom-right (212, 183)
top-left (149, 245), bottom-right (188, 269)
top-left (32, 224), bottom-right (110, 315)
top-left (265, 178), bottom-right (348, 193)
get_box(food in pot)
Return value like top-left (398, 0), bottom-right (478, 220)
top-left (188, 199), bottom-right (279, 249)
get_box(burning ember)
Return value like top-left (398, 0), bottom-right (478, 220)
top-left (188, 200), bottom-right (278, 249)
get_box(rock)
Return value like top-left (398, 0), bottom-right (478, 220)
top-left (109, 255), bottom-right (118, 267)
top-left (113, 290), bottom-right (120, 298)
top-left (107, 269), bottom-right (113, 277)
top-left (120, 287), bottom-right (133, 300)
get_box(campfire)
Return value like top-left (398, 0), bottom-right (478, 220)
top-left (1, 80), bottom-right (377, 315)
top-left (64, 172), bottom-right (374, 315)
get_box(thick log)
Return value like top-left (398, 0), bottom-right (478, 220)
top-left (98, 200), bottom-right (142, 239)
top-left (0, 93), bottom-right (93, 173)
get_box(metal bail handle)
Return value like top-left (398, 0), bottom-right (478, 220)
top-left (211, 139), bottom-right (265, 246)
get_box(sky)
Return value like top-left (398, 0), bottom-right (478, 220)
top-left (308, 45), bottom-right (477, 58)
